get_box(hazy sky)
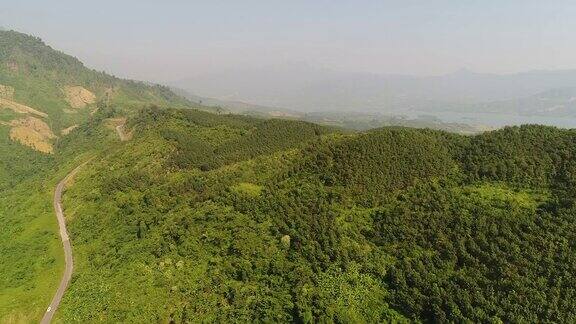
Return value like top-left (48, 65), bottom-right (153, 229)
top-left (2, 0), bottom-right (576, 82)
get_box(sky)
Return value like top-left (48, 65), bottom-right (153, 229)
top-left (1, 0), bottom-right (576, 83)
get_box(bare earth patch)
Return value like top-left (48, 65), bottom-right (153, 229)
top-left (9, 117), bottom-right (56, 153)
top-left (105, 117), bottom-right (131, 141)
top-left (61, 124), bottom-right (78, 135)
top-left (0, 87), bottom-right (55, 152)
top-left (62, 86), bottom-right (96, 109)
top-left (105, 117), bottom-right (127, 130)
top-left (0, 98), bottom-right (48, 117)
top-left (10, 117), bottom-right (55, 138)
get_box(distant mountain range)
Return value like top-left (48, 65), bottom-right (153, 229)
top-left (173, 87), bottom-right (488, 134)
top-left (461, 87), bottom-right (576, 117)
top-left (172, 64), bottom-right (576, 117)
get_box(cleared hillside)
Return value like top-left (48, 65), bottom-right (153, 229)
top-left (0, 30), bottom-right (193, 155)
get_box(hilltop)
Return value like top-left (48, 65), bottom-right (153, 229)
top-left (0, 30), bottom-right (192, 154)
top-left (0, 30), bottom-right (200, 190)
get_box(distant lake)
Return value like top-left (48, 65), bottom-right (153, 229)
top-left (412, 111), bottom-right (576, 129)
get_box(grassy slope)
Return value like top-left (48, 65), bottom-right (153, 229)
top-left (0, 30), bottom-right (200, 322)
top-left (0, 111), bottom-right (118, 322)
top-left (0, 180), bottom-right (62, 323)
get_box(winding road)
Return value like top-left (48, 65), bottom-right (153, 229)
top-left (40, 163), bottom-right (87, 324)
top-left (41, 121), bottom-right (125, 323)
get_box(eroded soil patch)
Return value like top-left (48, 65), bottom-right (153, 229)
top-left (8, 117), bottom-right (56, 153)
top-left (63, 86), bottom-right (96, 109)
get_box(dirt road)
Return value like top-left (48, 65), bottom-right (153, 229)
top-left (42, 120), bottom-right (123, 322)
top-left (40, 163), bottom-right (87, 324)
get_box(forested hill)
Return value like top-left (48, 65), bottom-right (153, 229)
top-left (0, 31), bottom-right (190, 153)
top-left (0, 30), bottom-right (193, 127)
top-left (2, 30), bottom-right (576, 323)
top-left (44, 107), bottom-right (576, 323)
top-left (0, 30), bottom-right (199, 188)
top-left (0, 31), bottom-right (198, 322)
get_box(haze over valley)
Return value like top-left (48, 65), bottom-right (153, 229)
top-left (5, 1), bottom-right (576, 130)
top-left (174, 64), bottom-right (576, 129)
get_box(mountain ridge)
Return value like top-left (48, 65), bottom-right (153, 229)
top-left (174, 63), bottom-right (576, 116)
top-left (0, 29), bottom-right (198, 154)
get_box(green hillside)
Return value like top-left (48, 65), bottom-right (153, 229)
top-left (0, 30), bottom-right (197, 187)
top-left (0, 29), bottom-right (209, 190)
top-left (52, 109), bottom-right (576, 323)
top-left (1, 31), bottom-right (576, 323)
top-left (0, 30), bottom-right (199, 322)
top-left (0, 30), bottom-right (191, 126)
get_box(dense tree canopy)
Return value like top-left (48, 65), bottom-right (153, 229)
top-left (45, 109), bottom-right (576, 323)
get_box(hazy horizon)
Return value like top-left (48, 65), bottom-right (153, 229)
top-left (2, 0), bottom-right (576, 84)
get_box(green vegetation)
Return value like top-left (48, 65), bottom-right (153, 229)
top-left (146, 108), bottom-right (335, 170)
top-left (0, 30), bottom-right (201, 322)
top-left (0, 30), bottom-right (195, 130)
top-left (2, 30), bottom-right (576, 323)
top-left (0, 124), bottom-right (53, 190)
top-left (51, 110), bottom-right (576, 322)
top-left (0, 178), bottom-right (61, 322)
top-left (0, 29), bottom-right (202, 190)
top-left (0, 106), bottom-right (124, 322)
